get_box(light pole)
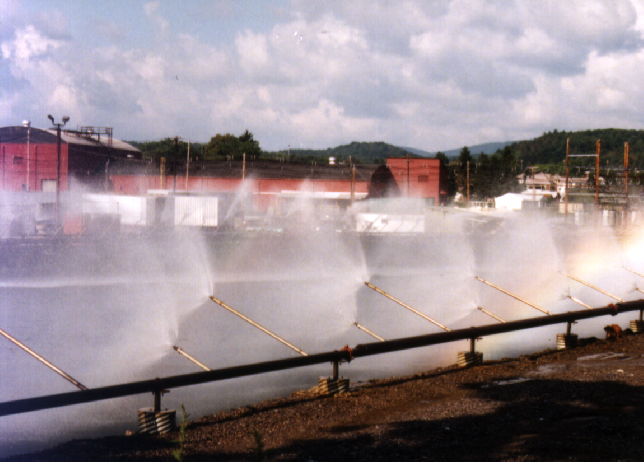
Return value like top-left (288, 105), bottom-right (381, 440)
top-left (47, 114), bottom-right (69, 230)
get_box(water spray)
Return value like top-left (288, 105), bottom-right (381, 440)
top-left (360, 282), bottom-right (485, 364)
top-left (560, 272), bottom-right (624, 302)
top-left (353, 322), bottom-right (386, 342)
top-left (173, 346), bottom-right (211, 371)
top-left (477, 306), bottom-right (506, 323)
top-left (474, 276), bottom-right (551, 315)
top-left (622, 268), bottom-right (644, 332)
top-left (0, 327), bottom-right (87, 391)
top-left (567, 295), bottom-right (593, 309)
top-left (560, 287), bottom-right (593, 309)
top-left (209, 296), bottom-right (308, 356)
top-left (364, 282), bottom-right (451, 331)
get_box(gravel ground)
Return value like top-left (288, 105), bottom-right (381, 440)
top-left (6, 332), bottom-right (644, 461)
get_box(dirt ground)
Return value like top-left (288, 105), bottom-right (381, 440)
top-left (6, 332), bottom-right (644, 461)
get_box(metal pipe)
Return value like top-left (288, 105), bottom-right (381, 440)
top-left (624, 266), bottom-right (644, 279)
top-left (352, 300), bottom-right (643, 359)
top-left (173, 346), bottom-right (211, 371)
top-left (0, 349), bottom-right (348, 417)
top-left (477, 306), bottom-right (506, 323)
top-left (354, 322), bottom-right (386, 342)
top-left (209, 296), bottom-right (308, 356)
top-left (475, 276), bottom-right (550, 315)
top-left (2, 300), bottom-right (644, 418)
top-left (567, 295), bottom-right (593, 309)
top-left (0, 327), bottom-right (87, 391)
top-left (560, 272), bottom-right (624, 302)
top-left (364, 282), bottom-right (451, 331)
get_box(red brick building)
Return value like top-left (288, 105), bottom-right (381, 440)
top-left (0, 124), bottom-right (141, 192)
top-left (107, 158), bottom-right (447, 207)
top-left (0, 124), bottom-right (447, 206)
top-left (385, 157), bottom-right (448, 205)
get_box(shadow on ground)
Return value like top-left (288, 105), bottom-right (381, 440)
top-left (6, 377), bottom-right (644, 461)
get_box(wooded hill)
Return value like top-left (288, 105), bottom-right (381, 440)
top-left (128, 139), bottom-right (417, 165)
top-left (129, 129), bottom-right (644, 172)
top-left (508, 129), bottom-right (644, 170)
top-left (266, 141), bottom-right (418, 165)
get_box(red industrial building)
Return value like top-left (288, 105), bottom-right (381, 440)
top-left (0, 123), bottom-right (448, 234)
top-left (0, 123), bottom-right (141, 192)
top-left (0, 123), bottom-right (447, 205)
top-left (107, 158), bottom-right (447, 206)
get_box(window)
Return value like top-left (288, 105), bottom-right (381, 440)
top-left (13, 156), bottom-right (23, 164)
top-left (418, 175), bottom-right (429, 182)
top-left (42, 179), bottom-right (57, 192)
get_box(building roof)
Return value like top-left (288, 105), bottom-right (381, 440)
top-left (0, 125), bottom-right (140, 154)
top-left (51, 129), bottom-right (140, 153)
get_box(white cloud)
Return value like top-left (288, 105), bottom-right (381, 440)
top-left (236, 30), bottom-right (269, 74)
top-left (143, 1), bottom-right (169, 34)
top-left (1, 25), bottom-right (62, 62)
top-left (1, 1), bottom-right (644, 151)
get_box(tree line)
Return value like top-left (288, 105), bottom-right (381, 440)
top-left (128, 128), bottom-right (644, 201)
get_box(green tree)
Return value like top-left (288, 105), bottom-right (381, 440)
top-left (435, 151), bottom-right (449, 167)
top-left (204, 130), bottom-right (262, 160)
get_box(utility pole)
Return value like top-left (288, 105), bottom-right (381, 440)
top-left (407, 153), bottom-right (410, 197)
top-left (624, 142), bottom-right (629, 226)
top-left (565, 138), bottom-right (569, 218)
top-left (466, 161), bottom-right (470, 207)
top-left (47, 114), bottom-right (69, 231)
top-left (185, 140), bottom-right (190, 192)
top-left (351, 164), bottom-right (356, 205)
top-left (26, 122), bottom-right (30, 191)
top-left (595, 140), bottom-right (600, 209)
top-left (173, 137), bottom-right (178, 193)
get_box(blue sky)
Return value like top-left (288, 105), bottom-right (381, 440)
top-left (1, 1), bottom-right (644, 152)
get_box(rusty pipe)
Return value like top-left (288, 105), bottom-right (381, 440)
top-left (209, 296), bottom-right (308, 356)
top-left (173, 346), bottom-right (211, 371)
top-left (353, 322), bottom-right (386, 342)
top-left (560, 272), bottom-right (624, 302)
top-left (477, 306), bottom-right (506, 323)
top-left (0, 327), bottom-right (87, 391)
top-left (364, 282), bottom-right (451, 331)
top-left (475, 276), bottom-right (551, 315)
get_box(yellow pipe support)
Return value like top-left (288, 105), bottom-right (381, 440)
top-left (364, 282), bottom-right (451, 331)
top-left (209, 296), bottom-right (308, 356)
top-left (567, 295), bottom-right (593, 310)
top-left (173, 346), bottom-right (211, 371)
top-left (0, 327), bottom-right (88, 390)
top-left (353, 322), bottom-right (386, 342)
top-left (624, 266), bottom-right (644, 279)
top-left (560, 272), bottom-right (624, 302)
top-left (477, 306), bottom-right (506, 323)
top-left (474, 276), bottom-right (551, 315)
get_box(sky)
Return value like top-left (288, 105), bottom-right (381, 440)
top-left (1, 0), bottom-right (644, 153)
